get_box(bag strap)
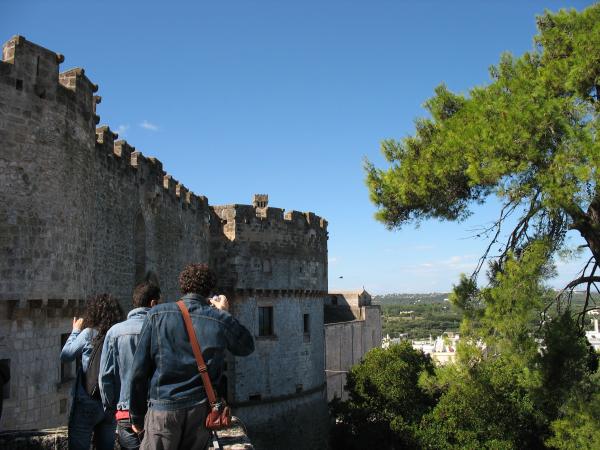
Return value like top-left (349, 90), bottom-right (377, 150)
top-left (176, 300), bottom-right (218, 406)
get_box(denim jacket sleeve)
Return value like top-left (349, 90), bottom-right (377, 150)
top-left (222, 313), bottom-right (255, 357)
top-left (99, 329), bottom-right (119, 412)
top-left (129, 315), bottom-right (155, 428)
top-left (60, 328), bottom-right (88, 362)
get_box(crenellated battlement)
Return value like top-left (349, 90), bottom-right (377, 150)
top-left (209, 197), bottom-right (328, 292)
top-left (0, 36), bottom-right (204, 214)
top-left (96, 124), bottom-right (118, 148)
top-left (93, 125), bottom-right (208, 212)
top-left (69, 84), bottom-right (207, 213)
top-left (212, 203), bottom-right (328, 232)
top-left (1, 35), bottom-right (62, 100)
top-left (0, 35), bottom-right (262, 219)
top-left (0, 35), bottom-right (98, 126)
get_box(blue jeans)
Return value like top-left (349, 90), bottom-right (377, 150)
top-left (68, 395), bottom-right (116, 450)
top-left (117, 419), bottom-right (141, 450)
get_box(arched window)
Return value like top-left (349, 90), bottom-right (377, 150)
top-left (134, 213), bottom-right (146, 285)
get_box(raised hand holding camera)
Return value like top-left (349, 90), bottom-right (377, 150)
top-left (210, 295), bottom-right (230, 312)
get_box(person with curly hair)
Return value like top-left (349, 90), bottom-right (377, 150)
top-left (61, 293), bottom-right (123, 450)
top-left (129, 263), bottom-right (255, 450)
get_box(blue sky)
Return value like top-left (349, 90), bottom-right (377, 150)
top-left (3, 0), bottom-right (595, 294)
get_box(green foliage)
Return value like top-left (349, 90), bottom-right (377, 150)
top-left (535, 311), bottom-right (599, 419)
top-left (381, 301), bottom-right (462, 339)
top-left (546, 372), bottom-right (600, 450)
top-left (418, 355), bottom-right (545, 450)
top-left (480, 240), bottom-right (552, 358)
top-left (365, 5), bottom-right (600, 264)
top-left (329, 342), bottom-right (436, 450)
top-left (358, 6), bottom-right (600, 449)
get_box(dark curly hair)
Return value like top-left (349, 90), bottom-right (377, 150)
top-left (83, 294), bottom-right (123, 342)
top-left (178, 263), bottom-right (217, 297)
top-left (133, 282), bottom-right (161, 308)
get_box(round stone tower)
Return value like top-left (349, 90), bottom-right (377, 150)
top-left (210, 195), bottom-right (329, 450)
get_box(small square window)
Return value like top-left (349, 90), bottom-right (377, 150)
top-left (258, 306), bottom-right (274, 336)
top-left (15, 79), bottom-right (23, 91)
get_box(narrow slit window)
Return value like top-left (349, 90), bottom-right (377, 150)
top-left (0, 359), bottom-right (10, 399)
top-left (258, 306), bottom-right (274, 336)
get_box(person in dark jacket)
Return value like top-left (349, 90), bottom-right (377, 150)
top-left (61, 294), bottom-right (123, 450)
top-left (129, 263), bottom-right (255, 450)
top-left (99, 281), bottom-right (161, 450)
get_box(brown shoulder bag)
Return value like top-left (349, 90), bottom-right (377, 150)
top-left (176, 300), bottom-right (232, 430)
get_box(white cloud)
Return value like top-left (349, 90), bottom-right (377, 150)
top-left (116, 124), bottom-right (129, 137)
top-left (140, 120), bottom-right (159, 131)
top-left (412, 244), bottom-right (435, 251)
top-left (329, 257), bottom-right (339, 265)
top-left (443, 255), bottom-right (476, 268)
top-left (401, 254), bottom-right (478, 275)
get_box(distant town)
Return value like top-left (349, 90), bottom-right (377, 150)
top-left (376, 291), bottom-right (600, 364)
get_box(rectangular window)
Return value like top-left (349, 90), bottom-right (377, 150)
top-left (303, 314), bottom-right (310, 334)
top-left (258, 306), bottom-right (274, 336)
top-left (0, 359), bottom-right (10, 399)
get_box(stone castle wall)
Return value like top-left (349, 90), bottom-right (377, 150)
top-left (325, 305), bottom-right (382, 402)
top-left (0, 35), bottom-right (211, 430)
top-left (0, 35), bottom-right (329, 448)
top-left (0, 36), bottom-right (211, 308)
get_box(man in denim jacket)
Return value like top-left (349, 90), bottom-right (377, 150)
top-left (99, 282), bottom-right (161, 450)
top-left (129, 263), bottom-right (255, 450)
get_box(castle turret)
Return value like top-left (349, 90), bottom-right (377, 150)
top-left (209, 194), bottom-right (329, 450)
top-left (1, 35), bottom-right (63, 100)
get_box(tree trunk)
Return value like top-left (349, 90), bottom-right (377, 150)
top-left (573, 193), bottom-right (600, 264)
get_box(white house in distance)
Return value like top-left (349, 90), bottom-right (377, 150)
top-left (382, 311), bottom-right (600, 365)
top-left (586, 310), bottom-right (600, 351)
top-left (383, 332), bottom-right (460, 365)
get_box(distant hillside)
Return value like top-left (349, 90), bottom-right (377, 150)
top-left (374, 291), bottom-right (599, 307)
top-left (375, 291), bottom-right (599, 340)
top-left (373, 293), bottom-right (451, 306)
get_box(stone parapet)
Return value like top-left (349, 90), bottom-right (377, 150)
top-left (0, 421), bottom-right (254, 450)
top-left (0, 36), bottom-right (208, 218)
top-left (210, 201), bottom-right (328, 292)
top-left (0, 299), bottom-right (85, 320)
